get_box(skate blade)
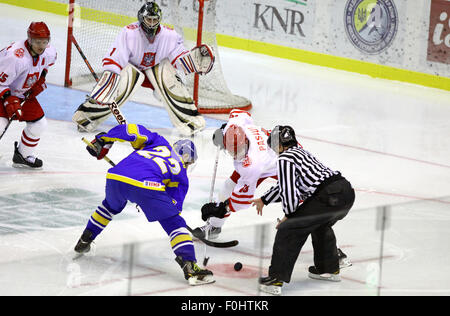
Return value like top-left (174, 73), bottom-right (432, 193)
top-left (259, 284), bottom-right (282, 296)
top-left (308, 272), bottom-right (341, 282)
top-left (188, 275), bottom-right (215, 286)
top-left (72, 252), bottom-right (85, 261)
top-left (339, 258), bottom-right (352, 269)
top-left (12, 163), bottom-right (43, 170)
top-left (72, 248), bottom-right (95, 261)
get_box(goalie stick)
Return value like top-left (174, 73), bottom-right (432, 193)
top-left (80, 137), bottom-right (239, 249)
top-left (70, 34), bottom-right (99, 82)
top-left (72, 37), bottom-right (127, 127)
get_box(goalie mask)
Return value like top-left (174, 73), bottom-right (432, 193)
top-left (173, 139), bottom-right (198, 171)
top-left (224, 125), bottom-right (249, 161)
top-left (138, 2), bottom-right (162, 40)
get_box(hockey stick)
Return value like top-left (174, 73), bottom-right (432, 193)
top-left (209, 146), bottom-right (220, 202)
top-left (71, 34), bottom-right (99, 82)
top-left (202, 146), bottom-right (222, 265)
top-left (0, 115), bottom-right (14, 141)
top-left (80, 137), bottom-right (238, 249)
top-left (81, 137), bottom-right (116, 167)
top-left (186, 225), bottom-right (238, 248)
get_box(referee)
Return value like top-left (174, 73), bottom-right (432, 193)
top-left (251, 125), bottom-right (355, 295)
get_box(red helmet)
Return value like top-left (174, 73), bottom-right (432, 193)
top-left (224, 125), bottom-right (249, 160)
top-left (27, 22), bottom-right (51, 40)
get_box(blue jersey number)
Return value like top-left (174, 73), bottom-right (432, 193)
top-left (137, 146), bottom-right (182, 175)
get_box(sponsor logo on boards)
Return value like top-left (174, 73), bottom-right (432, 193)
top-left (427, 0), bottom-right (450, 64)
top-left (344, 0), bottom-right (398, 54)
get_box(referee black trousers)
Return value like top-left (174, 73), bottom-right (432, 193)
top-left (268, 175), bottom-right (355, 283)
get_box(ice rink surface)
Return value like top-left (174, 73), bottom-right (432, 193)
top-left (0, 4), bottom-right (449, 296)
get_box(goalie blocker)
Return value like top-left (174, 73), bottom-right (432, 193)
top-left (72, 64), bottom-right (143, 132)
top-left (72, 44), bottom-right (214, 136)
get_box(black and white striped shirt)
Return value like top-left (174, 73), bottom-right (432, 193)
top-left (261, 146), bottom-right (338, 216)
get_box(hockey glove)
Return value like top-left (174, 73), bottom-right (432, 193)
top-left (4, 95), bottom-right (22, 120)
top-left (201, 200), bottom-right (228, 221)
top-left (25, 76), bottom-right (47, 99)
top-left (86, 132), bottom-right (114, 160)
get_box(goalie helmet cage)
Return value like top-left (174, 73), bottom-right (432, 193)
top-left (64, 0), bottom-right (252, 114)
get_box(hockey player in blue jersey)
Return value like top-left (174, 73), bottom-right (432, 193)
top-left (74, 123), bottom-right (214, 286)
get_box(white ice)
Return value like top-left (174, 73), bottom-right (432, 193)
top-left (0, 4), bottom-right (449, 296)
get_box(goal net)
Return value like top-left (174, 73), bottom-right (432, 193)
top-left (64, 0), bottom-right (252, 114)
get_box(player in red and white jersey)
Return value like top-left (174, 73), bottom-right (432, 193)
top-left (192, 109), bottom-right (278, 239)
top-left (0, 21), bottom-right (57, 169)
top-left (73, 1), bottom-right (214, 135)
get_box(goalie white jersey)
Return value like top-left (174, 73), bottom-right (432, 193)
top-left (102, 22), bottom-right (189, 75)
top-left (223, 110), bottom-right (278, 212)
top-left (73, 20), bottom-right (209, 136)
top-left (0, 40), bottom-right (56, 99)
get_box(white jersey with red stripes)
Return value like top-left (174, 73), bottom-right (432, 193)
top-left (223, 110), bottom-right (278, 212)
top-left (102, 22), bottom-right (189, 74)
top-left (0, 40), bottom-right (56, 99)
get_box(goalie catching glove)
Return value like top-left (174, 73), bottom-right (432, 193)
top-left (86, 132), bottom-right (114, 160)
top-left (178, 44), bottom-right (215, 75)
top-left (201, 200), bottom-right (229, 222)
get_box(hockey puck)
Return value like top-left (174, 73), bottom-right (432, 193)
top-left (234, 262), bottom-right (243, 271)
top-left (203, 257), bottom-right (210, 266)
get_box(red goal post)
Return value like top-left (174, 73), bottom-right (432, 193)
top-left (64, 0), bottom-right (252, 114)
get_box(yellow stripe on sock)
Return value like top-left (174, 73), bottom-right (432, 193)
top-left (92, 211), bottom-right (110, 226)
top-left (170, 234), bottom-right (192, 248)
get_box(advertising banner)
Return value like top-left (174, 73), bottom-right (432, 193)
top-left (427, 0), bottom-right (450, 65)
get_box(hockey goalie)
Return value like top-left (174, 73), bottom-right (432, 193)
top-left (72, 1), bottom-right (215, 136)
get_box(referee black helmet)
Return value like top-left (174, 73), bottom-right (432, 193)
top-left (268, 125), bottom-right (297, 153)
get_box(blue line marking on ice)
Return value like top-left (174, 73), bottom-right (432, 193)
top-left (39, 84), bottom-right (225, 129)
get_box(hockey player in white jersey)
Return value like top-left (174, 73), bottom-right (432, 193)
top-left (192, 109), bottom-right (279, 238)
top-left (0, 22), bottom-right (57, 168)
top-left (73, 1), bottom-right (215, 136)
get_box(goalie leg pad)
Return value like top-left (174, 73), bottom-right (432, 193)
top-left (145, 60), bottom-right (205, 136)
top-left (72, 65), bottom-right (144, 131)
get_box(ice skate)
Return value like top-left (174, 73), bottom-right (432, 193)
top-left (12, 142), bottom-right (43, 169)
top-left (308, 266), bottom-right (341, 282)
top-left (175, 256), bottom-right (215, 286)
top-left (191, 223), bottom-right (221, 240)
top-left (338, 248), bottom-right (352, 269)
top-left (74, 230), bottom-right (93, 254)
top-left (259, 276), bottom-right (283, 295)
